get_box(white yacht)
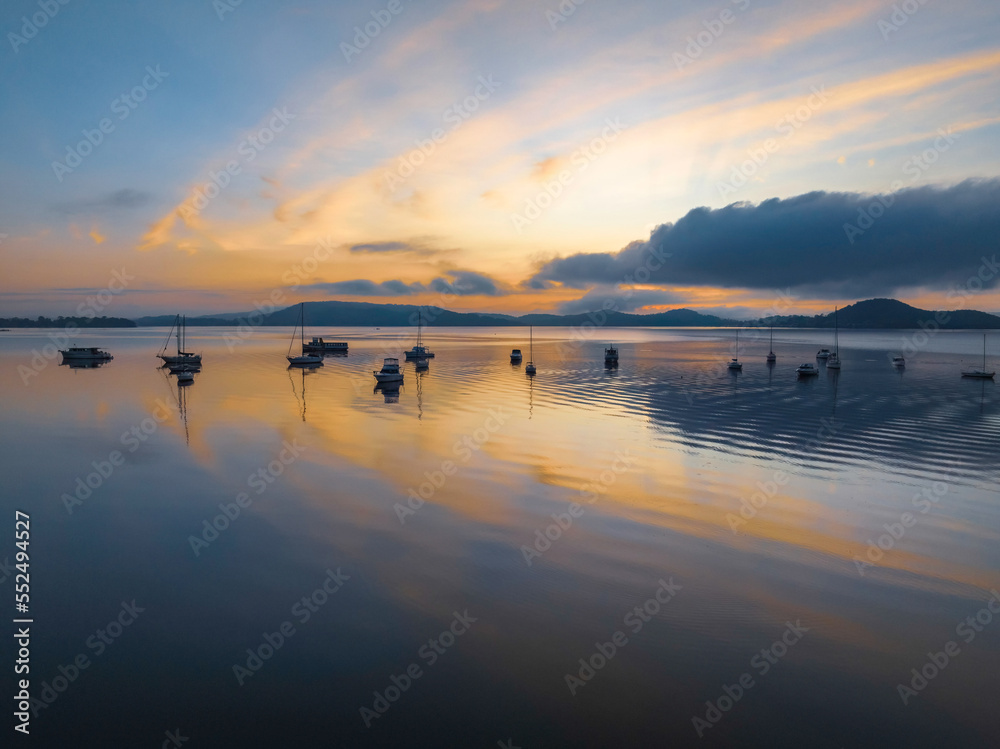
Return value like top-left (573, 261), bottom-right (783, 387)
top-left (961, 334), bottom-right (995, 379)
top-left (796, 362), bottom-right (819, 376)
top-left (404, 310), bottom-right (435, 360)
top-left (374, 357), bottom-right (404, 384)
top-left (158, 315), bottom-right (202, 366)
top-left (727, 329), bottom-right (742, 370)
top-left (286, 303), bottom-right (324, 366)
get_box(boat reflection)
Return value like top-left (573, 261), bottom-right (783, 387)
top-left (288, 365), bottom-right (321, 422)
top-left (374, 382), bottom-right (402, 403)
top-left (60, 357), bottom-right (112, 370)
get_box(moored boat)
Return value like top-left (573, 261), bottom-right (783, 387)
top-left (796, 362), bottom-right (819, 376)
top-left (404, 310), bottom-right (435, 360)
top-left (302, 337), bottom-right (348, 354)
top-left (961, 334), bottom-right (995, 379)
top-left (287, 303), bottom-right (324, 366)
top-left (158, 315), bottom-right (202, 366)
top-left (59, 346), bottom-right (113, 361)
top-left (605, 345), bottom-right (619, 365)
top-left (374, 357), bottom-right (404, 383)
top-left (510, 348), bottom-right (522, 363)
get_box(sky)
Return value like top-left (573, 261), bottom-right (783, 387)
top-left (1, 0), bottom-right (999, 319)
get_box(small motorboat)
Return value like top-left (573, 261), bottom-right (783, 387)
top-left (510, 348), bottom-right (522, 363)
top-left (797, 363), bottom-right (819, 376)
top-left (892, 355), bottom-right (905, 368)
top-left (177, 369), bottom-right (195, 385)
top-left (816, 348), bottom-right (831, 359)
top-left (605, 345), bottom-right (619, 365)
top-left (374, 357), bottom-right (404, 384)
top-left (59, 346), bottom-right (113, 361)
top-left (415, 356), bottom-right (429, 371)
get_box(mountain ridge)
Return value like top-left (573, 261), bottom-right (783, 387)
top-left (129, 298), bottom-right (1000, 329)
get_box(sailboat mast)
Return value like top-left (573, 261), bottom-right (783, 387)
top-left (176, 314), bottom-right (182, 354)
top-left (301, 303), bottom-right (305, 347)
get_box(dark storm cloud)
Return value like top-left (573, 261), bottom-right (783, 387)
top-left (558, 286), bottom-right (685, 314)
top-left (298, 270), bottom-right (506, 298)
top-left (53, 188), bottom-right (151, 214)
top-left (429, 270), bottom-right (504, 296)
top-left (306, 280), bottom-right (426, 296)
top-left (528, 180), bottom-right (1000, 296)
top-left (348, 241), bottom-right (415, 254)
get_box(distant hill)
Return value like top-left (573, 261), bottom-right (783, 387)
top-left (758, 298), bottom-right (1000, 329)
top-left (39, 297), bottom-right (1000, 330)
top-left (0, 316), bottom-right (136, 328)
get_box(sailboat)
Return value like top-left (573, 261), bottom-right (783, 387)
top-left (766, 324), bottom-right (776, 363)
top-left (158, 315), bottom-right (202, 366)
top-left (961, 334), bottom-right (995, 379)
top-left (827, 307), bottom-right (841, 370)
top-left (287, 303), bottom-right (324, 366)
top-left (404, 309), bottom-right (435, 359)
top-left (525, 326), bottom-right (536, 375)
top-left (727, 329), bottom-right (742, 370)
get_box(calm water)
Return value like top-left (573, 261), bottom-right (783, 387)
top-left (2, 326), bottom-right (999, 748)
